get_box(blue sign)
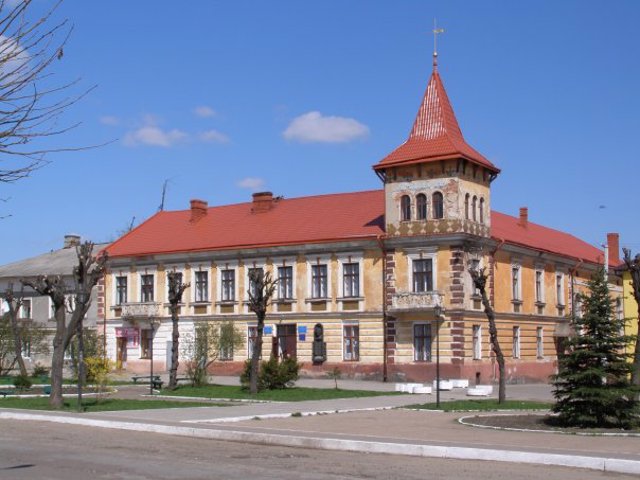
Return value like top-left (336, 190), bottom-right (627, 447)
top-left (299, 333), bottom-right (306, 342)
top-left (264, 326), bottom-right (273, 335)
top-left (298, 326), bottom-right (307, 334)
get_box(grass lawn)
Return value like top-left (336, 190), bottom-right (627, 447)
top-left (404, 399), bottom-right (552, 412)
top-left (0, 397), bottom-right (223, 412)
top-left (162, 384), bottom-right (399, 402)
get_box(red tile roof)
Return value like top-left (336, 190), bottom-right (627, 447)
top-left (106, 189), bottom-right (606, 267)
top-left (373, 69), bottom-right (500, 174)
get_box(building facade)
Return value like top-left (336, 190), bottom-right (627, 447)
top-left (103, 58), bottom-right (622, 383)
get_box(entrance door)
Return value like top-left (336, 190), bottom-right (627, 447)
top-left (116, 337), bottom-right (127, 370)
top-left (276, 324), bottom-right (297, 359)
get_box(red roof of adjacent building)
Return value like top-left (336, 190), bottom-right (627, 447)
top-left (106, 189), bottom-right (606, 266)
top-left (373, 68), bottom-right (500, 174)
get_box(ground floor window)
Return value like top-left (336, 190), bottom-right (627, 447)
top-left (513, 326), bottom-right (521, 359)
top-left (343, 324), bottom-right (359, 361)
top-left (276, 324), bottom-right (297, 359)
top-left (140, 329), bottom-right (152, 359)
top-left (472, 324), bottom-right (481, 360)
top-left (413, 323), bottom-right (431, 362)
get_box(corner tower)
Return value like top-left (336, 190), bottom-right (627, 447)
top-left (373, 58), bottom-right (500, 238)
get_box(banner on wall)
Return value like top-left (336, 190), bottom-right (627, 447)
top-left (115, 327), bottom-right (140, 347)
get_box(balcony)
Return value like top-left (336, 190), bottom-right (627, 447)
top-left (120, 302), bottom-right (161, 319)
top-left (389, 291), bottom-right (443, 312)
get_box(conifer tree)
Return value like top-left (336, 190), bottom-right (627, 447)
top-left (552, 269), bottom-right (638, 428)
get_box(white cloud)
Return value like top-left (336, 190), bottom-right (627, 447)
top-left (237, 177), bottom-right (265, 191)
top-left (123, 125), bottom-right (188, 148)
top-left (193, 105), bottom-right (216, 118)
top-left (99, 115), bottom-right (119, 126)
top-left (0, 34), bottom-right (30, 79)
top-left (199, 129), bottom-right (229, 143)
top-left (283, 111), bottom-right (369, 143)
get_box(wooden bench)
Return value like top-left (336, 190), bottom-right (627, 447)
top-left (0, 390), bottom-right (12, 398)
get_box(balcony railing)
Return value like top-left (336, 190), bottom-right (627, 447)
top-left (120, 302), bottom-right (161, 319)
top-left (389, 291), bottom-right (443, 312)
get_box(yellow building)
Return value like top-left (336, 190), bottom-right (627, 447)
top-left (102, 56), bottom-right (622, 383)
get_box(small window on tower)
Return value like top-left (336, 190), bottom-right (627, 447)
top-left (479, 198), bottom-right (485, 224)
top-left (464, 193), bottom-right (470, 220)
top-left (416, 194), bottom-right (427, 220)
top-left (432, 192), bottom-right (444, 219)
top-left (472, 196), bottom-right (477, 222)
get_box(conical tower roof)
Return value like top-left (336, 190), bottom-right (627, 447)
top-left (374, 66), bottom-right (500, 174)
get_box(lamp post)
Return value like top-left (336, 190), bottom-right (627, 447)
top-left (149, 318), bottom-right (159, 396)
top-left (433, 302), bottom-right (443, 408)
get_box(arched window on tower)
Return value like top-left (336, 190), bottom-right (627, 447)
top-left (401, 195), bottom-right (411, 221)
top-left (432, 192), bottom-right (444, 219)
top-left (472, 196), bottom-right (477, 222)
top-left (464, 193), bottom-right (470, 220)
top-left (479, 198), bottom-right (485, 224)
top-left (416, 194), bottom-right (427, 220)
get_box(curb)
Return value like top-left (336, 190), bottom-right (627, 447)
top-left (1, 411), bottom-right (639, 475)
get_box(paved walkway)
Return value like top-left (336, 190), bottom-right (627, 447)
top-left (1, 377), bottom-right (638, 475)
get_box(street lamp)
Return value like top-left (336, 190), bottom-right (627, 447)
top-left (149, 318), bottom-right (160, 396)
top-left (433, 302), bottom-right (444, 408)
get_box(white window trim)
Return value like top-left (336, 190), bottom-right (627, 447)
top-left (272, 257), bottom-right (297, 301)
top-left (138, 268), bottom-right (158, 303)
top-left (467, 256), bottom-right (484, 307)
top-left (244, 259), bottom-right (267, 302)
top-left (191, 264), bottom-right (211, 303)
top-left (217, 260), bottom-right (238, 304)
top-left (306, 255), bottom-right (332, 300)
top-left (112, 271), bottom-right (130, 307)
top-left (407, 248), bottom-right (438, 293)
top-left (342, 320), bottom-right (360, 361)
top-left (19, 298), bottom-right (31, 319)
top-left (336, 252), bottom-right (364, 300)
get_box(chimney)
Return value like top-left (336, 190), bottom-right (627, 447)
top-left (518, 207), bottom-right (528, 228)
top-left (607, 232), bottom-right (620, 265)
top-left (190, 199), bottom-right (208, 222)
top-left (252, 191), bottom-right (274, 213)
top-left (63, 234), bottom-right (81, 249)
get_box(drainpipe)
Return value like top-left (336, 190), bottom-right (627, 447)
top-left (376, 234), bottom-right (388, 382)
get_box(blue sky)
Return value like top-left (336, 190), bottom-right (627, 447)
top-left (1, 0), bottom-right (638, 265)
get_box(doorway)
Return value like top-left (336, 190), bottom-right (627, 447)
top-left (276, 324), bottom-right (297, 359)
top-left (116, 337), bottom-right (127, 369)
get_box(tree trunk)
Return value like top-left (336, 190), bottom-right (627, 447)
top-left (168, 305), bottom-right (179, 390)
top-left (484, 300), bottom-right (506, 403)
top-left (49, 305), bottom-right (66, 409)
top-left (249, 314), bottom-right (265, 394)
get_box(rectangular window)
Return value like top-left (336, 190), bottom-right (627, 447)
top-left (413, 323), bottom-right (432, 362)
top-left (194, 271), bottom-right (209, 302)
top-left (536, 327), bottom-right (544, 359)
top-left (556, 273), bottom-right (564, 306)
top-left (311, 264), bottom-right (328, 298)
top-left (535, 270), bottom-right (543, 303)
top-left (19, 299), bottom-right (31, 319)
top-left (248, 267), bottom-right (264, 298)
top-left (412, 259), bottom-right (433, 293)
top-left (219, 339), bottom-right (233, 361)
top-left (472, 324), bottom-right (481, 360)
top-left (221, 269), bottom-right (235, 302)
top-left (247, 326), bottom-right (260, 359)
top-left (511, 266), bottom-right (521, 301)
top-left (116, 276), bottom-right (128, 305)
top-left (343, 324), bottom-right (360, 361)
top-left (343, 262), bottom-right (360, 298)
top-left (513, 326), bottom-right (521, 359)
top-left (21, 338), bottom-right (31, 358)
top-left (140, 329), bottom-right (152, 359)
top-left (140, 274), bottom-right (154, 302)
top-left (278, 266), bottom-right (293, 299)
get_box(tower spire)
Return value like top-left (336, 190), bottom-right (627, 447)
top-left (432, 19), bottom-right (444, 69)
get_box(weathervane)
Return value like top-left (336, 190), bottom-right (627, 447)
top-left (433, 19), bottom-right (445, 68)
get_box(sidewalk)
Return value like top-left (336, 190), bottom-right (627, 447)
top-left (1, 378), bottom-right (638, 475)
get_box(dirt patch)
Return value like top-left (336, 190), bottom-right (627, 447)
top-left (462, 414), bottom-right (640, 435)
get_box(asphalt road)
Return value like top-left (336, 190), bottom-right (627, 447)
top-left (0, 419), bottom-right (634, 480)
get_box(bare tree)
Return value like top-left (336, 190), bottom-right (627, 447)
top-left (469, 266), bottom-right (506, 403)
top-left (247, 269), bottom-right (277, 394)
top-left (22, 241), bottom-right (106, 409)
top-left (622, 248), bottom-right (640, 400)
top-left (0, 0), bottom-right (93, 185)
top-left (1, 284), bottom-right (27, 376)
top-left (167, 271), bottom-right (189, 390)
